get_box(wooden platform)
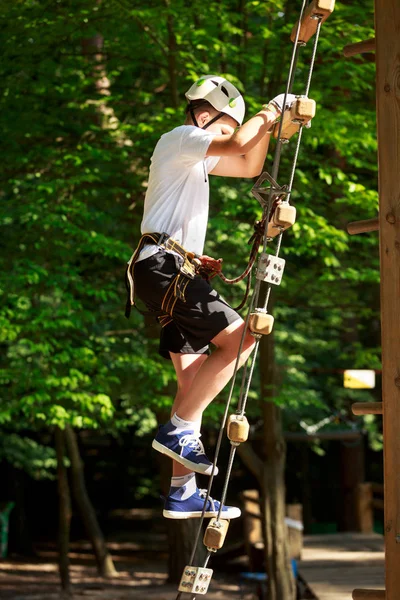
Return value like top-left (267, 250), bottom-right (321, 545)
top-left (299, 533), bottom-right (385, 600)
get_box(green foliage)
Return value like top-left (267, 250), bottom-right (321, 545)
top-left (0, 433), bottom-right (59, 480)
top-left (0, 0), bottom-right (381, 485)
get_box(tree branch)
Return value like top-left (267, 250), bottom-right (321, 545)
top-left (112, 0), bottom-right (169, 59)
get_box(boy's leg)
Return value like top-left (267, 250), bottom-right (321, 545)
top-left (169, 352), bottom-right (208, 477)
top-left (153, 318), bottom-right (255, 475)
top-left (163, 349), bottom-right (242, 520)
top-left (174, 318), bottom-right (255, 421)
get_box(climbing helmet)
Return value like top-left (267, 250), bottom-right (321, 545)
top-left (185, 75), bottom-right (245, 126)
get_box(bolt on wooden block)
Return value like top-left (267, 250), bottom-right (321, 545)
top-left (290, 0), bottom-right (336, 44)
top-left (268, 203), bottom-right (297, 237)
top-left (273, 97), bottom-right (316, 141)
top-left (227, 414), bottom-right (250, 444)
top-left (249, 311), bottom-right (274, 335)
top-left (204, 518), bottom-right (230, 551)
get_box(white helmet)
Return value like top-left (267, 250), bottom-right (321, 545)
top-left (185, 75), bottom-right (245, 125)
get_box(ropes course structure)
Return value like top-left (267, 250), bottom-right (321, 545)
top-left (174, 1), bottom-right (336, 598)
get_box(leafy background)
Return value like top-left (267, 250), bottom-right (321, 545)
top-left (0, 0), bottom-right (382, 518)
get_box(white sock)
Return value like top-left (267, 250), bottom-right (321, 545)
top-left (171, 412), bottom-right (200, 433)
top-left (171, 473), bottom-right (196, 500)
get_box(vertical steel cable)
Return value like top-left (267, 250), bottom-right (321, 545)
top-left (174, 5), bottom-right (322, 600)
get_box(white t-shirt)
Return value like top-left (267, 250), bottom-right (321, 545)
top-left (137, 125), bottom-right (220, 261)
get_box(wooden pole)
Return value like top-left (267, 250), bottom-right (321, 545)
top-left (347, 217), bottom-right (379, 235)
top-left (353, 591), bottom-right (385, 600)
top-left (343, 38), bottom-right (376, 57)
top-left (374, 0), bottom-right (400, 598)
top-left (355, 483), bottom-right (374, 534)
top-left (352, 402), bottom-right (383, 415)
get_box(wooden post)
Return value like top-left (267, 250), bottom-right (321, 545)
top-left (374, 0), bottom-right (400, 598)
top-left (286, 504), bottom-right (303, 559)
top-left (355, 483), bottom-right (374, 534)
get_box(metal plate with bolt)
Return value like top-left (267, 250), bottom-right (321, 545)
top-left (178, 566), bottom-right (213, 594)
top-left (256, 253), bottom-right (286, 285)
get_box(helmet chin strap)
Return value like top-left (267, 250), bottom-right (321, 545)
top-left (190, 108), bottom-right (225, 130)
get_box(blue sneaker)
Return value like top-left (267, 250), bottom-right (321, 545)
top-left (163, 487), bottom-right (241, 519)
top-left (152, 421), bottom-right (218, 476)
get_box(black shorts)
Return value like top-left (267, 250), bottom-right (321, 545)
top-left (133, 249), bottom-right (241, 360)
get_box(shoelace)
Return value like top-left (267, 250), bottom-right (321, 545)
top-left (179, 433), bottom-right (206, 457)
top-left (198, 489), bottom-right (216, 512)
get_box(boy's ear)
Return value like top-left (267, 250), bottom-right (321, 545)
top-left (198, 110), bottom-right (210, 126)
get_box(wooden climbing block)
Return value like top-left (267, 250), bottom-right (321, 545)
top-left (273, 97), bottom-right (316, 141)
top-left (227, 414), bottom-right (249, 443)
top-left (203, 518), bottom-right (230, 551)
top-left (267, 202), bottom-right (297, 237)
top-left (290, 0), bottom-right (335, 44)
top-left (274, 203), bottom-right (297, 228)
top-left (249, 311), bottom-right (274, 335)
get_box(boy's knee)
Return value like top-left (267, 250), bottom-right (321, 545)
top-left (177, 376), bottom-right (195, 397)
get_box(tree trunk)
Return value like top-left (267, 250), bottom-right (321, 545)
top-left (156, 422), bottom-right (206, 583)
top-left (9, 467), bottom-right (35, 555)
top-left (260, 330), bottom-right (295, 600)
top-left (81, 12), bottom-right (132, 146)
top-left (64, 425), bottom-right (117, 578)
top-left (55, 427), bottom-right (72, 596)
top-left (166, 520), bottom-right (207, 583)
top-left (165, 0), bottom-right (179, 108)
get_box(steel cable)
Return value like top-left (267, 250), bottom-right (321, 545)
top-left (174, 5), bottom-right (325, 600)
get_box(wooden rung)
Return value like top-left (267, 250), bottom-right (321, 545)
top-left (352, 590), bottom-right (385, 600)
top-left (203, 519), bottom-right (230, 551)
top-left (352, 402), bottom-right (383, 416)
top-left (290, 0), bottom-right (335, 44)
top-left (267, 203), bottom-right (297, 237)
top-left (227, 414), bottom-right (250, 444)
top-left (273, 97), bottom-right (316, 141)
top-left (343, 38), bottom-right (376, 57)
top-left (347, 217), bottom-right (379, 235)
top-left (249, 311), bottom-right (274, 335)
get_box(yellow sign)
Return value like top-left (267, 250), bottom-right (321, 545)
top-left (344, 370), bottom-right (376, 389)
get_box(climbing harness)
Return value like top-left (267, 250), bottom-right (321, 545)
top-left (125, 214), bottom-right (268, 320)
top-left (173, 1), bottom-right (335, 598)
top-left (125, 232), bottom-right (203, 320)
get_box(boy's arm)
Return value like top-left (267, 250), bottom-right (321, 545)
top-left (209, 109), bottom-right (275, 178)
top-left (208, 94), bottom-right (295, 178)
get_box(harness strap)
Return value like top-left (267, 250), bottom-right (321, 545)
top-left (125, 232), bottom-right (197, 319)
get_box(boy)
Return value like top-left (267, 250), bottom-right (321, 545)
top-left (128, 75), bottom-right (295, 519)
